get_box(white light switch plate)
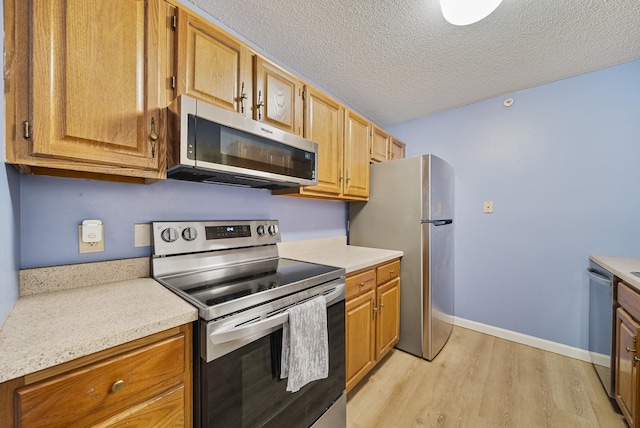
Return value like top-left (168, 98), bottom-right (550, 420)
top-left (134, 224), bottom-right (151, 247)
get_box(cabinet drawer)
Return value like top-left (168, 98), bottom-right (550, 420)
top-left (16, 334), bottom-right (186, 427)
top-left (376, 260), bottom-right (400, 285)
top-left (346, 269), bottom-right (376, 300)
top-left (93, 384), bottom-right (185, 428)
top-left (619, 281), bottom-right (640, 321)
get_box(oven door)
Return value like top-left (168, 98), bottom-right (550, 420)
top-left (195, 300), bottom-right (345, 428)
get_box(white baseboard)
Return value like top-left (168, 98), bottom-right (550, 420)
top-left (453, 317), bottom-right (592, 363)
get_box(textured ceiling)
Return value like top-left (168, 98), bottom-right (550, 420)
top-left (186, 0), bottom-right (640, 127)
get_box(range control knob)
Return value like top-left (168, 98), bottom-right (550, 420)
top-left (160, 227), bottom-right (178, 243)
top-left (268, 224), bottom-right (279, 236)
top-left (182, 227), bottom-right (198, 241)
top-left (256, 225), bottom-right (266, 236)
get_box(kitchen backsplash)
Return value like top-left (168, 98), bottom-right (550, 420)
top-left (19, 174), bottom-right (347, 269)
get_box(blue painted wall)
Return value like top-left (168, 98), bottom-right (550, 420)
top-left (20, 176), bottom-right (347, 268)
top-left (0, 164), bottom-right (20, 325)
top-left (387, 60), bottom-right (640, 350)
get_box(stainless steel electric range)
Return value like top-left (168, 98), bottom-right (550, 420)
top-left (151, 220), bottom-right (346, 428)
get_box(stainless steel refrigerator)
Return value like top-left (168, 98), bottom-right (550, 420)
top-left (348, 154), bottom-right (454, 360)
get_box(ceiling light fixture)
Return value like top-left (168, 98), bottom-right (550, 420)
top-left (439, 0), bottom-right (503, 26)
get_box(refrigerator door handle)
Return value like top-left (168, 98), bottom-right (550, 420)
top-left (422, 219), bottom-right (453, 226)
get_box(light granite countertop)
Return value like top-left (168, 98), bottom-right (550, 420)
top-left (0, 259), bottom-right (197, 384)
top-left (589, 254), bottom-right (640, 291)
top-left (278, 236), bottom-right (403, 273)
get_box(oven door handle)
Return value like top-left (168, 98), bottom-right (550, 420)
top-left (209, 283), bottom-right (345, 345)
top-left (210, 312), bottom-right (288, 344)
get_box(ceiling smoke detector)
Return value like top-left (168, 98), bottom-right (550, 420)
top-left (439, 0), bottom-right (503, 26)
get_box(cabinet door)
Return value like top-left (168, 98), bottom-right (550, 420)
top-left (371, 126), bottom-right (389, 163)
top-left (616, 307), bottom-right (640, 427)
top-left (176, 9), bottom-right (252, 116)
top-left (343, 109), bottom-right (371, 199)
top-left (346, 290), bottom-right (376, 393)
top-left (30, 0), bottom-right (164, 172)
top-left (300, 86), bottom-right (344, 197)
top-left (390, 137), bottom-right (406, 160)
top-left (376, 278), bottom-right (400, 361)
top-left (254, 57), bottom-right (303, 136)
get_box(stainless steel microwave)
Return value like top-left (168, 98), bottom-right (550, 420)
top-left (167, 95), bottom-right (318, 189)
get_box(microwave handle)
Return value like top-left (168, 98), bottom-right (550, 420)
top-left (208, 283), bottom-right (345, 345)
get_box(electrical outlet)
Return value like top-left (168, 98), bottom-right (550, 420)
top-left (483, 200), bottom-right (494, 214)
top-left (78, 225), bottom-right (105, 253)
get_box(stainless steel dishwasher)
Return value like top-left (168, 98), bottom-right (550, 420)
top-left (587, 260), bottom-right (615, 399)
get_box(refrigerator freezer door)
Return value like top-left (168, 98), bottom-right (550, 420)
top-left (425, 155), bottom-right (454, 221)
top-left (423, 221), bottom-right (454, 360)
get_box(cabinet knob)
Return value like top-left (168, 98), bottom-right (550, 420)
top-left (149, 117), bottom-right (159, 141)
top-left (626, 346), bottom-right (637, 353)
top-left (390, 270), bottom-right (395, 274)
top-left (359, 282), bottom-right (365, 288)
top-left (149, 118), bottom-right (159, 158)
top-left (110, 379), bottom-right (125, 393)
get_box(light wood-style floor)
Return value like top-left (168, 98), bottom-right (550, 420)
top-left (347, 326), bottom-right (626, 428)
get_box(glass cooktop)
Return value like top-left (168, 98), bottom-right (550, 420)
top-left (157, 257), bottom-right (343, 320)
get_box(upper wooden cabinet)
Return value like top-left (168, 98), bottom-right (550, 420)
top-left (372, 128), bottom-right (406, 163)
top-left (300, 86), bottom-right (344, 196)
top-left (371, 126), bottom-right (390, 163)
top-left (5, 0), bottom-right (406, 186)
top-left (390, 137), bottom-right (406, 161)
top-left (174, 10), bottom-right (303, 136)
top-left (343, 109), bottom-right (371, 199)
top-left (5, 0), bottom-right (172, 182)
top-left (253, 57), bottom-right (304, 136)
top-left (273, 85), bottom-right (370, 201)
top-left (175, 8), bottom-right (252, 117)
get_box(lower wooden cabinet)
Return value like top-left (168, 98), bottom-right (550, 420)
top-left (376, 277), bottom-right (401, 360)
top-left (346, 289), bottom-right (376, 392)
top-left (616, 281), bottom-right (640, 427)
top-left (346, 258), bottom-right (400, 392)
top-left (0, 324), bottom-right (192, 427)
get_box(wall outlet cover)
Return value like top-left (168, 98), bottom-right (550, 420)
top-left (78, 225), bottom-right (105, 253)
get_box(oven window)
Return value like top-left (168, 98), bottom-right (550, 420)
top-left (199, 302), bottom-right (345, 428)
top-left (188, 115), bottom-right (316, 181)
